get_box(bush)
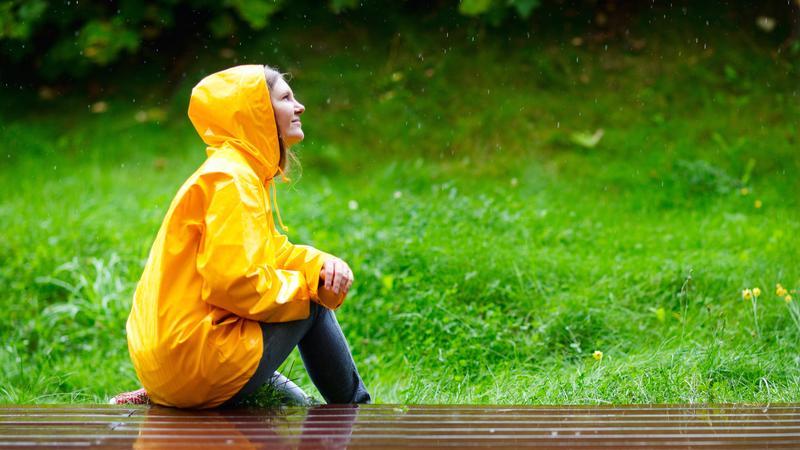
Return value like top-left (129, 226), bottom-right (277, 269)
top-left (0, 0), bottom-right (297, 80)
top-left (0, 0), bottom-right (546, 81)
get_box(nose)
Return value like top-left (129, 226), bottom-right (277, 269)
top-left (295, 100), bottom-right (305, 116)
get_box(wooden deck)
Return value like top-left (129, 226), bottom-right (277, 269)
top-left (2, 403), bottom-right (800, 448)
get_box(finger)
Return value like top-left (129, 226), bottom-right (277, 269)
top-left (334, 261), bottom-right (345, 294)
top-left (338, 262), bottom-right (350, 294)
top-left (342, 268), bottom-right (353, 294)
top-left (344, 276), bottom-right (353, 294)
top-left (333, 260), bottom-right (344, 292)
top-left (325, 260), bottom-right (335, 290)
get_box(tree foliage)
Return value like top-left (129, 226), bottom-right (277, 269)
top-left (0, 0), bottom-right (546, 80)
top-left (1, 0), bottom-right (796, 81)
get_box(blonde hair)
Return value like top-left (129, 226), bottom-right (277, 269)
top-left (263, 64), bottom-right (302, 182)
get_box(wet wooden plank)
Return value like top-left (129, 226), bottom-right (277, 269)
top-left (1, 404), bottom-right (800, 448)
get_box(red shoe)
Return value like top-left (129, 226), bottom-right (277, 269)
top-left (109, 388), bottom-right (150, 405)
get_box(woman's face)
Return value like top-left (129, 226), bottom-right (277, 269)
top-left (270, 77), bottom-right (305, 148)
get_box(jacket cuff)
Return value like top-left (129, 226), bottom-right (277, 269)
top-left (306, 251), bottom-right (335, 302)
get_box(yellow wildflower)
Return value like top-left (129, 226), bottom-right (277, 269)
top-left (742, 289), bottom-right (753, 300)
top-left (740, 187), bottom-right (750, 195)
top-left (593, 350), bottom-right (603, 361)
top-left (752, 287), bottom-right (761, 298)
top-left (786, 295), bottom-right (793, 303)
top-left (776, 284), bottom-right (788, 297)
top-left (754, 199), bottom-right (762, 208)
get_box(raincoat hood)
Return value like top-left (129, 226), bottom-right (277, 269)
top-left (188, 64), bottom-right (281, 182)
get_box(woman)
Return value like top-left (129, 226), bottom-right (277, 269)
top-left (111, 64), bottom-right (371, 408)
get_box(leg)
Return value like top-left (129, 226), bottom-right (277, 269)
top-left (224, 301), bottom-right (370, 406)
top-left (223, 303), bottom-right (319, 406)
top-left (297, 306), bottom-right (371, 404)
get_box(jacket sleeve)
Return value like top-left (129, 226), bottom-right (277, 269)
top-left (195, 175), bottom-right (311, 323)
top-left (272, 232), bottom-right (334, 305)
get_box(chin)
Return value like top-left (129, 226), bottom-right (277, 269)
top-left (286, 132), bottom-right (304, 146)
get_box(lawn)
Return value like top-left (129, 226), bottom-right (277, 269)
top-left (1, 7), bottom-right (799, 405)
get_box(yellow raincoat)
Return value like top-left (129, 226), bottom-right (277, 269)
top-left (126, 65), bottom-right (336, 408)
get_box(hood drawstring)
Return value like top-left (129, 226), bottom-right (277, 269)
top-left (270, 166), bottom-right (290, 233)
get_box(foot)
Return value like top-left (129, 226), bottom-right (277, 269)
top-left (109, 388), bottom-right (150, 405)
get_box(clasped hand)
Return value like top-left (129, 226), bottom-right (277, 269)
top-left (317, 257), bottom-right (353, 308)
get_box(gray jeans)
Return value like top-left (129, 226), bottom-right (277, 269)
top-left (224, 301), bottom-right (371, 405)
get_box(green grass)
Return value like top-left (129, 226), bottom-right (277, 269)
top-left (1, 7), bottom-right (799, 405)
